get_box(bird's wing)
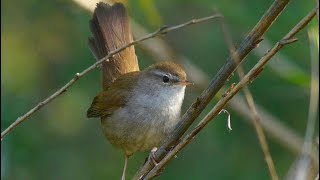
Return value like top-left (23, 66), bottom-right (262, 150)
top-left (87, 71), bottom-right (139, 118)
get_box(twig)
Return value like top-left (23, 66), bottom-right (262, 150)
top-left (302, 13), bottom-right (319, 158)
top-left (134, 0), bottom-right (292, 179)
top-left (229, 96), bottom-right (316, 159)
top-left (132, 13), bottom-right (313, 158)
top-left (0, 13), bottom-right (223, 141)
top-left (293, 24), bottom-right (319, 180)
top-left (253, 38), bottom-right (310, 87)
top-left (218, 16), bottom-right (279, 180)
top-left (140, 7), bottom-right (317, 179)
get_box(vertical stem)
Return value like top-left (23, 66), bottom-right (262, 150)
top-left (122, 156), bottom-right (129, 180)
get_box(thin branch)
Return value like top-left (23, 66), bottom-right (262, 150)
top-left (293, 24), bottom-right (319, 180)
top-left (142, 7), bottom-right (317, 179)
top-left (243, 86), bottom-right (280, 180)
top-left (218, 17), bottom-right (278, 180)
top-left (134, 0), bottom-right (291, 178)
top-left (285, 154), bottom-right (316, 180)
top-left (228, 96), bottom-right (306, 155)
top-left (0, 13), bottom-right (223, 141)
top-left (302, 12), bottom-right (320, 157)
top-left (132, 14), bottom-right (312, 158)
top-left (253, 38), bottom-right (310, 87)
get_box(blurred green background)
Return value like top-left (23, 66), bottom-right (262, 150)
top-left (1, 0), bottom-right (318, 179)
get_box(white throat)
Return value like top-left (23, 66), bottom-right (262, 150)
top-left (129, 85), bottom-right (186, 121)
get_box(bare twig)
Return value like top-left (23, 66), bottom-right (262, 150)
top-left (243, 88), bottom-right (280, 180)
top-left (141, 7), bottom-right (317, 179)
top-left (0, 13), bottom-right (223, 141)
top-left (135, 0), bottom-right (292, 179)
top-left (253, 38), bottom-right (310, 87)
top-left (293, 25), bottom-right (319, 180)
top-left (218, 17), bottom-right (278, 180)
top-left (229, 96), bottom-right (304, 153)
top-left (285, 155), bottom-right (316, 180)
top-left (132, 15), bottom-right (312, 158)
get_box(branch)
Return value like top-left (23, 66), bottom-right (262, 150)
top-left (0, 13), bottom-right (223, 141)
top-left (142, 7), bottom-right (317, 179)
top-left (253, 38), bottom-right (310, 87)
top-left (292, 20), bottom-right (320, 180)
top-left (134, 0), bottom-right (291, 178)
top-left (219, 17), bottom-right (278, 180)
top-left (131, 13), bottom-right (311, 157)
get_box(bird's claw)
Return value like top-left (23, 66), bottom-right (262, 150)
top-left (148, 147), bottom-right (159, 166)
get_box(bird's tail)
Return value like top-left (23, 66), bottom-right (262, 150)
top-left (89, 2), bottom-right (139, 89)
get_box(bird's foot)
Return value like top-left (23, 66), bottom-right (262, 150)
top-left (148, 147), bottom-right (159, 166)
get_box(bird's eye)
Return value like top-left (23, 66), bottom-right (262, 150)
top-left (162, 75), bottom-right (170, 83)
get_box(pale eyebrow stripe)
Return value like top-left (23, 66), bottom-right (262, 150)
top-left (152, 70), bottom-right (179, 81)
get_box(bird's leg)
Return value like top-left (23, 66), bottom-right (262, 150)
top-left (121, 155), bottom-right (129, 180)
top-left (147, 147), bottom-right (167, 177)
top-left (148, 147), bottom-right (159, 166)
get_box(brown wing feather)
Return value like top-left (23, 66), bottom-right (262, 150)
top-left (87, 71), bottom-right (140, 118)
top-left (89, 2), bottom-right (139, 89)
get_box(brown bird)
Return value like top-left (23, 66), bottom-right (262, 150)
top-left (87, 2), bottom-right (191, 180)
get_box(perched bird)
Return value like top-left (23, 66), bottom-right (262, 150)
top-left (87, 2), bottom-right (191, 180)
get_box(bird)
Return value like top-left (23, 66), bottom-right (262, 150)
top-left (87, 2), bottom-right (191, 180)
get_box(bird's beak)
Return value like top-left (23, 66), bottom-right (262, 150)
top-left (177, 80), bottom-right (193, 86)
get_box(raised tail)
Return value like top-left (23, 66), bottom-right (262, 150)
top-left (89, 2), bottom-right (139, 89)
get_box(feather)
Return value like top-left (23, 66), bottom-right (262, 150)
top-left (87, 71), bottom-right (140, 118)
top-left (89, 2), bottom-right (139, 89)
